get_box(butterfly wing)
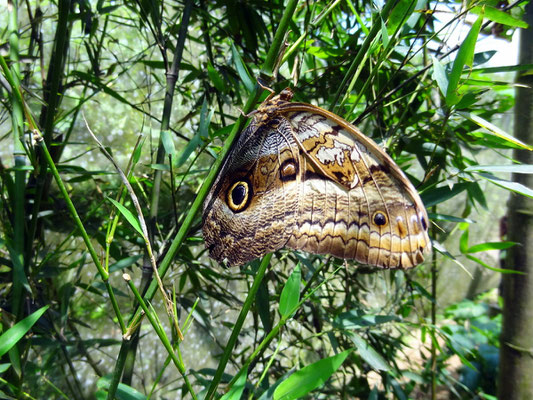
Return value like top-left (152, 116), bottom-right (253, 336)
top-left (279, 104), bottom-right (431, 268)
top-left (202, 116), bottom-right (301, 266)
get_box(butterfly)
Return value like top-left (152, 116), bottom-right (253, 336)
top-left (203, 88), bottom-right (431, 268)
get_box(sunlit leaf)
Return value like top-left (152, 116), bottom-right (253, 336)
top-left (220, 370), bottom-right (247, 400)
top-left (446, 12), bottom-right (484, 106)
top-left (107, 198), bottom-right (143, 236)
top-left (459, 111), bottom-right (533, 150)
top-left (0, 306), bottom-right (49, 358)
top-left (273, 349), bottom-right (352, 400)
top-left (347, 332), bottom-right (389, 371)
top-left (467, 241), bottom-right (517, 253)
top-left (471, 5), bottom-right (528, 28)
top-left (279, 264), bottom-right (301, 319)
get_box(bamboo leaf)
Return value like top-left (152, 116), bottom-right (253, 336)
top-left (107, 198), bottom-right (143, 236)
top-left (232, 43), bottom-right (255, 93)
top-left (465, 164), bottom-right (533, 174)
top-left (0, 306), bottom-right (49, 358)
top-left (347, 332), bottom-right (389, 371)
top-left (471, 5), bottom-right (528, 28)
top-left (467, 241), bottom-right (517, 253)
top-left (446, 12), bottom-right (484, 106)
top-left (161, 130), bottom-right (176, 156)
top-left (220, 370), bottom-right (247, 400)
top-left (273, 349), bottom-right (352, 400)
top-left (279, 263), bottom-right (301, 319)
top-left (459, 111), bottom-right (533, 150)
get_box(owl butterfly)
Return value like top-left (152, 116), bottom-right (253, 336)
top-left (203, 88), bottom-right (431, 269)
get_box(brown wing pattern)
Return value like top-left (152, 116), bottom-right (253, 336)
top-left (203, 89), bottom-right (431, 268)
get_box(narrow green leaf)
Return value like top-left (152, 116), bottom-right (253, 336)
top-left (273, 349), bottom-right (353, 400)
top-left (467, 241), bottom-right (517, 253)
top-left (333, 310), bottom-right (398, 329)
top-left (161, 130), bottom-right (176, 156)
top-left (466, 254), bottom-right (525, 274)
top-left (109, 255), bottom-right (142, 273)
top-left (428, 213), bottom-right (474, 223)
top-left (199, 99), bottom-right (214, 139)
top-left (231, 43), bottom-right (255, 93)
top-left (459, 111), bottom-right (533, 150)
top-left (432, 56), bottom-right (448, 96)
top-left (107, 198), bottom-right (143, 236)
top-left (479, 172), bottom-right (533, 198)
top-left (471, 5), bottom-right (528, 28)
top-left (380, 17), bottom-right (389, 48)
top-left (465, 164), bottom-right (533, 174)
top-left (446, 12), bottom-right (484, 105)
top-left (459, 229), bottom-right (469, 254)
top-left (220, 370), bottom-right (247, 400)
top-left (279, 264), bottom-right (301, 319)
top-left (97, 376), bottom-right (148, 400)
top-left (207, 61), bottom-right (226, 92)
top-left (421, 182), bottom-right (470, 208)
top-left (0, 363), bottom-right (11, 373)
top-left (256, 279), bottom-right (272, 333)
top-left (347, 332), bottom-right (389, 371)
top-left (0, 306), bottom-right (49, 358)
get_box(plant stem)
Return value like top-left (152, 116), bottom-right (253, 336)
top-left (205, 254), bottom-right (272, 399)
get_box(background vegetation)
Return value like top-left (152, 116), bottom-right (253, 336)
top-left (1, 0), bottom-right (531, 399)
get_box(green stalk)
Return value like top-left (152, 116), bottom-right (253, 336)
top-left (7, 0), bottom-right (25, 390)
top-left (121, 0), bottom-right (194, 388)
top-left (0, 53), bottom-right (126, 334)
top-left (27, 0), bottom-right (72, 269)
top-left (124, 0), bottom-right (300, 332)
top-left (331, 0), bottom-right (398, 110)
top-left (8, 0), bottom-right (25, 319)
top-left (150, 0), bottom-right (194, 224)
top-left (124, 276), bottom-right (198, 399)
top-left (204, 254), bottom-right (272, 399)
top-left (430, 206), bottom-right (437, 400)
top-left (111, 1), bottom-right (299, 397)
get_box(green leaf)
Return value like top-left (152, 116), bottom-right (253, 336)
top-left (466, 254), bottom-right (525, 275)
top-left (256, 279), bottom-right (272, 333)
top-left (421, 182), bottom-right (470, 208)
top-left (97, 376), bottom-right (147, 400)
top-left (432, 56), bottom-right (448, 96)
top-left (458, 111), bottom-right (533, 150)
top-left (220, 370), bottom-right (247, 400)
top-left (279, 264), bottom-right (301, 319)
top-left (446, 12), bottom-right (484, 106)
top-left (109, 255), bottom-right (142, 273)
top-left (479, 172), bottom-right (533, 198)
top-left (333, 310), bottom-right (398, 329)
top-left (161, 130), bottom-right (176, 156)
top-left (0, 306), bottom-right (49, 358)
top-left (471, 5), bottom-right (528, 28)
top-left (273, 349), bottom-right (352, 400)
top-left (465, 164), bottom-right (533, 174)
top-left (207, 61), bottom-right (226, 92)
top-left (107, 198), bottom-right (143, 236)
top-left (380, 17), bottom-right (389, 48)
top-left (0, 363), bottom-right (11, 373)
top-left (347, 332), bottom-right (389, 371)
top-left (428, 213), bottom-right (474, 223)
top-left (232, 43), bottom-right (255, 93)
top-left (459, 229), bottom-right (469, 254)
top-left (467, 241), bottom-right (517, 253)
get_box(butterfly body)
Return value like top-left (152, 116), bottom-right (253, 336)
top-left (203, 89), bottom-right (431, 268)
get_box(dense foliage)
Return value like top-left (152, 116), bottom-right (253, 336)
top-left (0, 0), bottom-right (530, 399)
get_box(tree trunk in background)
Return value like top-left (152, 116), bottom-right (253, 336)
top-left (498, 3), bottom-right (533, 399)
